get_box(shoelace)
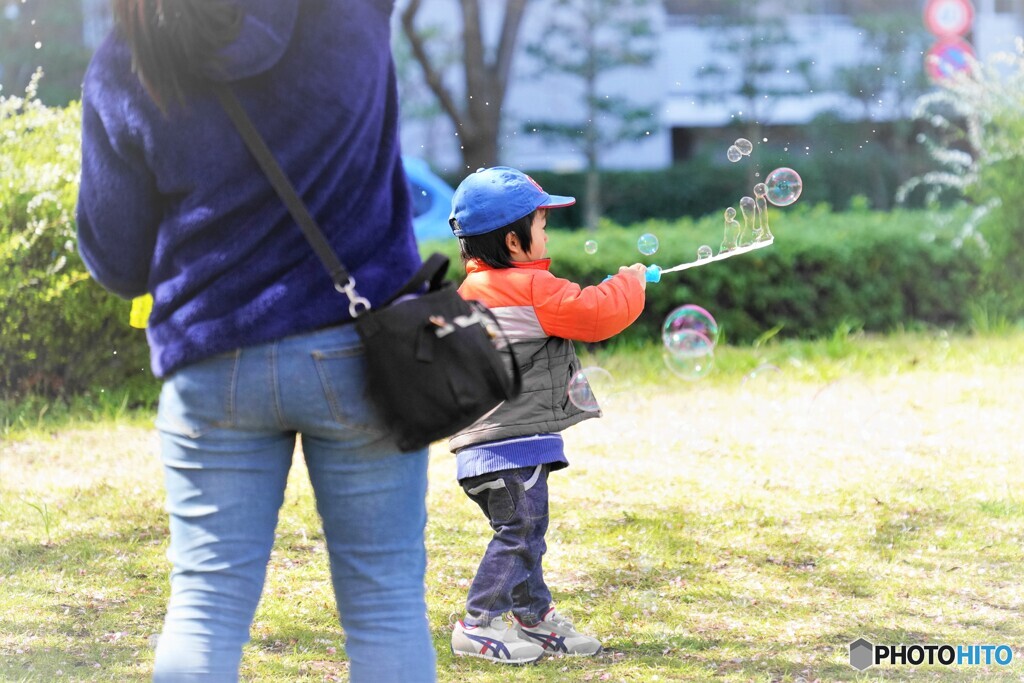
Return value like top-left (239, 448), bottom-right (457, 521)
top-left (548, 611), bottom-right (575, 630)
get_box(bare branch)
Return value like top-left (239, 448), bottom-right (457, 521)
top-left (401, 0), bottom-right (465, 131)
top-left (493, 0), bottom-right (528, 109)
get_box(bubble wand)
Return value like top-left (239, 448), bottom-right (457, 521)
top-left (652, 238), bottom-right (775, 277)
top-left (613, 167), bottom-right (801, 283)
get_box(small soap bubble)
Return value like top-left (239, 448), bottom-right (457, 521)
top-left (734, 138), bottom-right (753, 155)
top-left (637, 233), bottom-right (659, 256)
top-left (697, 245), bottom-right (713, 260)
top-left (742, 363), bottom-right (782, 387)
top-left (765, 167), bottom-right (803, 207)
top-left (567, 366), bottom-right (614, 412)
top-left (663, 331), bottom-right (715, 381)
top-left (663, 304), bottom-right (719, 348)
top-left (724, 206), bottom-right (737, 220)
top-left (726, 145), bottom-right (743, 163)
top-left (584, 239), bottom-right (598, 255)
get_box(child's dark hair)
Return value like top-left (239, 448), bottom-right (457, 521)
top-left (458, 211), bottom-right (536, 268)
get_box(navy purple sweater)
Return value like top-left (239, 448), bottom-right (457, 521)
top-left (76, 0), bottom-right (421, 378)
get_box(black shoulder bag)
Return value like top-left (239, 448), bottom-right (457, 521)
top-left (216, 89), bottom-right (521, 452)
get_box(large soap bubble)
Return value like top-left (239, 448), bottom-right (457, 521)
top-left (662, 330), bottom-right (715, 381)
top-left (567, 366), bottom-right (614, 412)
top-left (637, 233), bottom-right (659, 256)
top-left (765, 167), bottom-right (803, 207)
top-left (662, 304), bottom-right (719, 348)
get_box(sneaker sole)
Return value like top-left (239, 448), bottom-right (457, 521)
top-left (451, 646), bottom-right (543, 665)
top-left (540, 645), bottom-right (603, 657)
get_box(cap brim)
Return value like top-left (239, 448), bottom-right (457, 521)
top-left (539, 194), bottom-right (576, 209)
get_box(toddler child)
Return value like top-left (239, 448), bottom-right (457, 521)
top-left (446, 167), bottom-right (647, 664)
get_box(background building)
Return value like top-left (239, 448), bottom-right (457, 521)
top-left (4, 0), bottom-right (1022, 176)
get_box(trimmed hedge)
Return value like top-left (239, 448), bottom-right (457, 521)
top-left (424, 204), bottom-right (986, 345)
top-left (0, 93), bottom-right (992, 402)
top-left (0, 90), bottom-right (151, 401)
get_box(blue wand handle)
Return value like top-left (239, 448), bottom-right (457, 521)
top-left (603, 264), bottom-right (661, 283)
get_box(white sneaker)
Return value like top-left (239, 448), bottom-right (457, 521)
top-left (451, 616), bottom-right (545, 664)
top-left (513, 608), bottom-right (602, 656)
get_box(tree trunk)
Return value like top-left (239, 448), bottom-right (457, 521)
top-left (461, 126), bottom-right (500, 173)
top-left (402, 0), bottom-right (527, 171)
top-left (584, 168), bottom-right (601, 232)
top-left (583, 4), bottom-right (600, 232)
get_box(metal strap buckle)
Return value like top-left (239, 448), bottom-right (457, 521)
top-left (335, 278), bottom-right (371, 318)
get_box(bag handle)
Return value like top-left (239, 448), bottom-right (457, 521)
top-left (382, 253), bottom-right (451, 305)
top-left (215, 88), bottom-right (371, 318)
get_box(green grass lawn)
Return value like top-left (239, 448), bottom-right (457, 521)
top-left (2, 330), bottom-right (1024, 681)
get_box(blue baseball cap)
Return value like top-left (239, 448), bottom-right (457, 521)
top-left (449, 166), bottom-right (575, 237)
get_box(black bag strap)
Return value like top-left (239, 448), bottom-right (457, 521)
top-left (383, 253), bottom-right (451, 305)
top-left (217, 88), bottom-right (522, 400)
top-left (215, 88), bottom-right (370, 317)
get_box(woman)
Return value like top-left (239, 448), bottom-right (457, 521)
top-left (76, 1), bottom-right (435, 680)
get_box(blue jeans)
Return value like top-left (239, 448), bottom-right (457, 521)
top-left (152, 324), bottom-right (435, 683)
top-left (460, 465), bottom-right (551, 626)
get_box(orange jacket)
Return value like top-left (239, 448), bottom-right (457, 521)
top-left (457, 258), bottom-right (645, 343)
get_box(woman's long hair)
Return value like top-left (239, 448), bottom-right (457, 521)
top-left (112, 0), bottom-right (243, 111)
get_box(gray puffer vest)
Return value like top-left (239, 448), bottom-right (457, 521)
top-left (448, 336), bottom-right (597, 452)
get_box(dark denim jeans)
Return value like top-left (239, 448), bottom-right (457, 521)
top-left (460, 465), bottom-right (551, 626)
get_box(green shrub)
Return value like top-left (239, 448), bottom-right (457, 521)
top-left (0, 80), bottom-right (993, 405)
top-left (424, 205), bottom-right (985, 344)
top-left (0, 77), bottom-right (152, 401)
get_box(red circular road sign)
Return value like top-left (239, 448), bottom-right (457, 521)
top-left (925, 37), bottom-right (976, 81)
top-left (924, 0), bottom-right (974, 37)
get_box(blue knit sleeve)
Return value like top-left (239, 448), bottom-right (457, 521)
top-left (76, 85), bottom-right (159, 300)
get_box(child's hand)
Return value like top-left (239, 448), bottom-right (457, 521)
top-left (618, 263), bottom-right (648, 290)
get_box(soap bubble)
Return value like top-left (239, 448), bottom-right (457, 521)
top-left (742, 363), bottom-right (782, 387)
top-left (567, 366), bottom-right (614, 412)
top-left (726, 145), bottom-right (743, 163)
top-left (637, 233), bottom-right (659, 256)
top-left (765, 167), bottom-right (803, 207)
top-left (734, 138), bottom-right (753, 155)
top-left (584, 239), bottom-right (598, 255)
top-left (663, 330), bottom-right (715, 381)
top-left (663, 304), bottom-right (719, 348)
top-left (697, 245), bottom-right (713, 260)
